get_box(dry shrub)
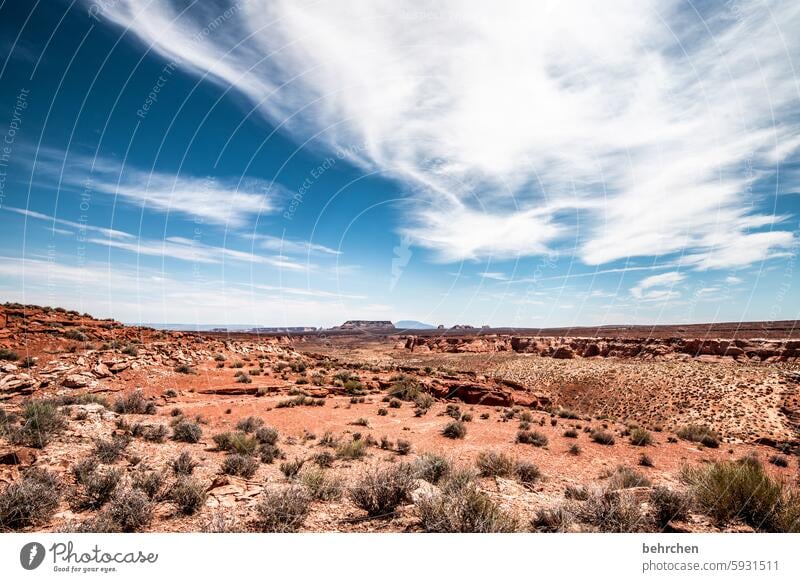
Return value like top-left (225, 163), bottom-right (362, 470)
top-left (349, 464), bottom-right (415, 517)
top-left (254, 486), bottom-right (311, 532)
top-left (0, 468), bottom-right (61, 530)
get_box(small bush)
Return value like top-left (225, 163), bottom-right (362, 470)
top-left (172, 419), bottom-right (203, 443)
top-left (677, 424), bottom-right (720, 448)
top-left (236, 373), bottom-right (252, 384)
top-left (171, 477), bottom-right (207, 514)
top-left (112, 391), bottom-right (156, 415)
top-left (11, 400), bottom-right (66, 448)
top-left (259, 444), bottom-right (282, 464)
top-left (93, 435), bottom-right (131, 463)
top-left (377, 408), bottom-right (388, 416)
top-left (590, 430), bottom-right (615, 445)
top-left (352, 417), bottom-right (370, 427)
top-left (388, 376), bottom-right (421, 401)
top-left (396, 439), bottom-right (412, 455)
top-left (222, 454), bottom-right (259, 478)
top-left (606, 466), bottom-right (652, 489)
top-left (578, 489), bottom-right (650, 532)
top-left (388, 398), bottom-right (402, 409)
top-left (0, 347), bottom-right (20, 361)
top-left (74, 462), bottom-right (122, 509)
top-left (681, 458), bottom-right (796, 531)
top-left (639, 453), bottom-right (654, 467)
top-left (413, 453), bottom-right (451, 484)
top-left (446, 404), bottom-right (461, 419)
top-left (532, 506), bottom-right (574, 532)
top-left (106, 488), bottom-right (153, 532)
top-left (174, 364), bottom-right (195, 374)
top-left (254, 486), bottom-right (311, 532)
top-left (563, 428), bottom-right (578, 438)
top-left (213, 431), bottom-right (257, 455)
top-left (349, 464), bottom-right (415, 517)
top-left (336, 438), bottom-right (367, 460)
top-left (442, 420), bottom-right (467, 439)
top-left (516, 430), bottom-right (548, 447)
top-left (280, 458), bottom-right (305, 479)
top-left (131, 470), bottom-right (164, 500)
top-left (132, 423), bottom-right (168, 443)
top-left (300, 467), bottom-right (343, 501)
top-left (476, 451), bottom-right (515, 477)
top-left (416, 478), bottom-right (517, 532)
top-left (255, 426), bottom-right (279, 445)
top-left (629, 427), bottom-right (653, 446)
top-left (170, 451), bottom-right (198, 476)
top-left (651, 486), bottom-right (692, 529)
top-left (236, 416), bottom-right (264, 433)
top-left (0, 468), bottom-right (60, 529)
top-left (514, 461), bottom-right (542, 484)
top-left (313, 451), bottom-right (335, 468)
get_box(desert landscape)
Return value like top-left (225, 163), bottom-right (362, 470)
top-left (1, 303), bottom-right (798, 533)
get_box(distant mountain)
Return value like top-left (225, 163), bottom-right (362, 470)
top-left (394, 320), bottom-right (436, 330)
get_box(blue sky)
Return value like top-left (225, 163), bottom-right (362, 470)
top-left (0, 0), bottom-right (798, 328)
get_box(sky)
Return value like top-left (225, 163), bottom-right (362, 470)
top-left (0, 0), bottom-right (798, 329)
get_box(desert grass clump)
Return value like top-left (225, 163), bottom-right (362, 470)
top-left (396, 439), bottom-right (412, 455)
top-left (336, 438), bottom-right (367, 460)
top-left (10, 400), bottom-right (66, 448)
top-left (0, 468), bottom-right (61, 529)
top-left (606, 466), bottom-right (652, 490)
top-left (650, 486), bottom-right (692, 529)
top-left (171, 477), bottom-right (207, 515)
top-left (349, 463), bottom-right (415, 517)
top-left (132, 422), bottom-right (168, 443)
top-left (0, 347), bottom-right (19, 361)
top-left (514, 461), bottom-right (542, 484)
top-left (92, 434), bottom-right (131, 463)
top-left (106, 488), bottom-right (153, 532)
top-left (222, 454), bottom-right (259, 478)
top-left (590, 429), bottom-right (616, 445)
top-left (300, 467), bottom-right (343, 501)
top-left (313, 451), bottom-right (335, 468)
top-left (131, 469), bottom-right (165, 500)
top-left (174, 364), bottom-right (195, 374)
top-left (112, 390), bottom-right (156, 415)
top-left (681, 457), bottom-right (798, 531)
top-left (255, 426), bottom-right (279, 445)
top-left (170, 451), bottom-right (199, 476)
top-left (563, 428), bottom-right (579, 438)
top-left (416, 474), bottom-right (518, 532)
top-left (578, 488), bottom-right (650, 532)
top-left (236, 416), bottom-right (264, 433)
top-left (172, 419), bottom-right (203, 443)
top-left (639, 453), bottom-right (654, 467)
top-left (676, 424), bottom-right (720, 448)
top-left (254, 486), bottom-right (311, 532)
top-left (476, 450), bottom-right (515, 478)
top-left (280, 458), bottom-right (306, 479)
top-left (388, 375), bottom-right (421, 401)
top-left (213, 431), bottom-right (257, 455)
top-left (73, 461), bottom-right (122, 509)
top-left (442, 420), bottom-right (467, 439)
top-left (413, 453), bottom-right (451, 485)
top-left (259, 444), bottom-right (282, 464)
top-left (531, 506), bottom-right (574, 532)
top-left (629, 427), bottom-right (653, 446)
top-left (516, 429), bottom-right (547, 447)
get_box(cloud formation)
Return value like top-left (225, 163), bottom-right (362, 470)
top-left (95, 0), bottom-right (799, 267)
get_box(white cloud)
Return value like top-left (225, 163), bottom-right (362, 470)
top-left (251, 234), bottom-right (341, 256)
top-left (35, 150), bottom-right (283, 228)
top-left (4, 206), bottom-right (134, 240)
top-left (87, 236), bottom-right (308, 270)
top-left (630, 270), bottom-right (684, 300)
top-left (479, 272), bottom-right (508, 281)
top-left (90, 0), bottom-right (798, 267)
top-left (725, 276), bottom-right (743, 285)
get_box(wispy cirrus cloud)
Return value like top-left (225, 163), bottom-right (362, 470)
top-left (4, 206), bottom-right (134, 240)
top-left (34, 149), bottom-right (285, 228)
top-left (90, 0), bottom-right (799, 269)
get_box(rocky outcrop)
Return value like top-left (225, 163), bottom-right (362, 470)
top-left (404, 335), bottom-right (800, 362)
top-left (331, 320), bottom-right (395, 331)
